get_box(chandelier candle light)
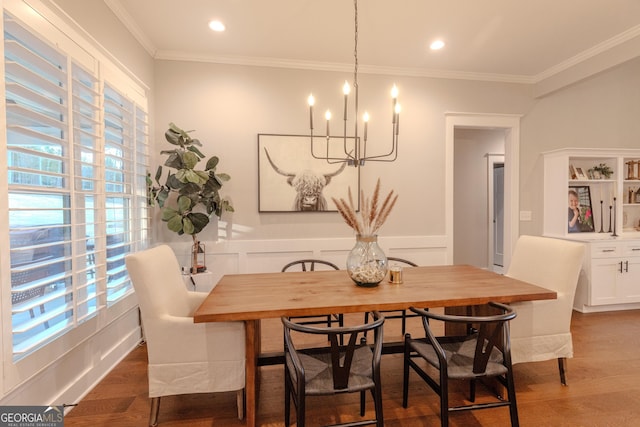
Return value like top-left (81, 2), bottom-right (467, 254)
top-left (332, 179), bottom-right (398, 286)
top-left (307, 0), bottom-right (400, 167)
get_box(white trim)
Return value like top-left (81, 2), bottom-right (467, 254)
top-left (445, 113), bottom-right (521, 271)
top-left (165, 234), bottom-right (448, 283)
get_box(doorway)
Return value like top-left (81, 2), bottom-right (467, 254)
top-left (488, 155), bottom-right (505, 273)
top-left (445, 113), bottom-right (521, 271)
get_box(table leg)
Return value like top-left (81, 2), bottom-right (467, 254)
top-left (244, 319), bottom-right (260, 427)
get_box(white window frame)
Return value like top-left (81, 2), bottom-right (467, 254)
top-left (1, 0), bottom-right (149, 393)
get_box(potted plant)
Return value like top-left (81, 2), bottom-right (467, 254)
top-left (589, 163), bottom-right (613, 179)
top-left (147, 123), bottom-right (234, 273)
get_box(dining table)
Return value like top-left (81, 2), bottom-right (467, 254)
top-left (193, 264), bottom-right (556, 427)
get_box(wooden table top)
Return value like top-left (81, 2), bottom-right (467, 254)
top-left (194, 264), bottom-right (556, 323)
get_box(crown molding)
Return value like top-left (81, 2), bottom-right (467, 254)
top-left (104, 0), bottom-right (157, 57)
top-left (534, 23), bottom-right (640, 83)
top-left (154, 50), bottom-right (535, 84)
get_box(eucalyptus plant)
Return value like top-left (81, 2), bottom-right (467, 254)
top-left (147, 123), bottom-right (234, 237)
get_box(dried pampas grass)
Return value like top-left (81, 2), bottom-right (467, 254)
top-left (331, 178), bottom-right (398, 235)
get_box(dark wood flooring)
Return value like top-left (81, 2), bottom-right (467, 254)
top-left (65, 309), bottom-right (640, 426)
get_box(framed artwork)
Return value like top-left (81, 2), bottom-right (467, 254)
top-left (575, 167), bottom-right (588, 180)
top-left (568, 185), bottom-right (594, 233)
top-left (258, 134), bottom-right (360, 212)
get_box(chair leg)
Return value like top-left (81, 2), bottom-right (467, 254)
top-left (373, 384), bottom-right (384, 427)
top-left (402, 335), bottom-right (411, 408)
top-left (505, 370), bottom-right (520, 427)
top-left (297, 390), bottom-right (305, 427)
top-left (558, 357), bottom-right (568, 386)
top-left (284, 371), bottom-right (291, 427)
top-left (401, 310), bottom-right (407, 336)
top-left (360, 390), bottom-right (366, 416)
top-left (439, 370), bottom-right (449, 427)
top-left (149, 397), bottom-right (160, 427)
top-left (236, 389), bottom-right (245, 420)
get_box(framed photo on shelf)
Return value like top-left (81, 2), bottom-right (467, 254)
top-left (575, 167), bottom-right (588, 180)
top-left (568, 185), bottom-right (595, 233)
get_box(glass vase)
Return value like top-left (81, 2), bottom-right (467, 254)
top-left (346, 234), bottom-right (388, 287)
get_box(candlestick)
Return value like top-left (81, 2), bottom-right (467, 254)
top-left (599, 200), bottom-right (604, 233)
top-left (363, 112), bottom-right (369, 142)
top-left (608, 205), bottom-right (612, 233)
top-left (391, 84), bottom-right (398, 123)
top-left (343, 81), bottom-right (350, 121)
top-left (612, 198), bottom-right (618, 237)
top-left (307, 94), bottom-right (315, 130)
top-left (325, 110), bottom-right (331, 137)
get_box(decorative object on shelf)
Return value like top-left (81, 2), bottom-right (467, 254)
top-left (599, 200), bottom-right (605, 233)
top-left (147, 123), bottom-right (234, 273)
top-left (626, 160), bottom-right (639, 180)
top-left (568, 186), bottom-right (594, 233)
top-left (635, 187), bottom-right (640, 204)
top-left (569, 164), bottom-right (577, 180)
top-left (608, 205), bottom-right (613, 233)
top-left (332, 179), bottom-right (398, 286)
top-left (305, 0), bottom-right (400, 167)
top-left (612, 198), bottom-right (618, 237)
top-left (589, 163), bottom-right (613, 179)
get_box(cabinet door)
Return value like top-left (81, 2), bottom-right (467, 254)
top-left (590, 257), bottom-right (623, 305)
top-left (618, 257), bottom-right (640, 302)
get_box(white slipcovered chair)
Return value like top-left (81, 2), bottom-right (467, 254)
top-left (506, 235), bottom-right (585, 385)
top-left (125, 245), bottom-right (245, 426)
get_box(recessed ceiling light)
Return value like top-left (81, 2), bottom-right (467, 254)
top-left (208, 20), bottom-right (225, 32)
top-left (430, 40), bottom-right (445, 50)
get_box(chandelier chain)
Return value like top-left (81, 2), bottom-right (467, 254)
top-left (353, 0), bottom-right (359, 138)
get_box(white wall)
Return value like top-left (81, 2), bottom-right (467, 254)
top-left (153, 60), bottom-right (533, 247)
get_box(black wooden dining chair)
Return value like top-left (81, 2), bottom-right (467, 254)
top-left (281, 259), bottom-right (343, 329)
top-left (282, 311), bottom-right (385, 427)
top-left (403, 302), bottom-right (519, 427)
top-left (364, 257), bottom-right (418, 338)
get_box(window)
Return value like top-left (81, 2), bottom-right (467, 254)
top-left (3, 12), bottom-right (149, 360)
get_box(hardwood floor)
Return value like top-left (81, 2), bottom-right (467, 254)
top-left (65, 309), bottom-right (640, 426)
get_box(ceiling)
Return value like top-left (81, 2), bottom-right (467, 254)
top-left (105, 0), bottom-right (640, 84)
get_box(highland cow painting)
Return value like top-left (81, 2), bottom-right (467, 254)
top-left (258, 134), bottom-right (360, 212)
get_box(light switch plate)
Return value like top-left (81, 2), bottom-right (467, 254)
top-left (519, 210), bottom-right (532, 221)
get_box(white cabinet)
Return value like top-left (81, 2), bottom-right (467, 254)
top-left (573, 240), bottom-right (640, 312)
top-left (543, 148), bottom-right (640, 239)
top-left (543, 149), bottom-right (640, 312)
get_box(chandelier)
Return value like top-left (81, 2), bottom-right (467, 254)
top-left (307, 0), bottom-right (400, 167)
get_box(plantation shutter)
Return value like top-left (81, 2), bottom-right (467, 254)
top-left (5, 12), bottom-right (75, 357)
top-left (103, 84), bottom-right (134, 304)
top-left (71, 62), bottom-right (102, 322)
top-left (3, 10), bottom-right (149, 360)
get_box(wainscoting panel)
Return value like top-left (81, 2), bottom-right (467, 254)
top-left (169, 235), bottom-right (448, 284)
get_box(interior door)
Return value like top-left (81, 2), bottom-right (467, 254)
top-left (493, 163), bottom-right (504, 268)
